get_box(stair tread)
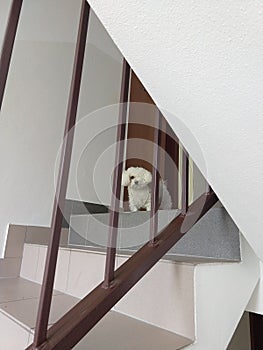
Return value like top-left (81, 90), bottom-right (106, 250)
top-left (0, 277), bottom-right (76, 329)
top-left (74, 311), bottom-right (192, 350)
top-left (0, 277), bottom-right (61, 304)
top-left (0, 277), bottom-right (192, 349)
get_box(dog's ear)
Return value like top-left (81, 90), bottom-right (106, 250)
top-left (121, 170), bottom-right (130, 186)
top-left (144, 170), bottom-right (152, 184)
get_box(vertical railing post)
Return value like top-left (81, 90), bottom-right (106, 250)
top-left (165, 132), bottom-right (179, 208)
top-left (33, 1), bottom-right (90, 347)
top-left (206, 184), bottom-right (212, 194)
top-left (0, 0), bottom-right (24, 110)
top-left (181, 148), bottom-right (189, 215)
top-left (104, 59), bottom-right (131, 288)
top-left (149, 110), bottom-right (162, 245)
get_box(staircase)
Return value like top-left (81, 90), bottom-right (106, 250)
top-left (0, 219), bottom-right (259, 350)
top-left (0, 277), bottom-right (192, 350)
top-left (0, 0), bottom-right (261, 349)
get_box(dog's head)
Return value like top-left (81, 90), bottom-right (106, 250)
top-left (122, 167), bottom-right (152, 189)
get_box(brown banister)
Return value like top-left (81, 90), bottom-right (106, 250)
top-left (0, 0), bottom-right (24, 110)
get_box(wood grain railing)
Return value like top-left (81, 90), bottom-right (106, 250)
top-left (0, 0), bottom-right (24, 110)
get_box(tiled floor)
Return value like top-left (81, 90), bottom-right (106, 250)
top-left (0, 277), bottom-right (192, 350)
top-left (74, 311), bottom-right (192, 350)
top-left (20, 243), bottom-right (196, 339)
top-left (1, 293), bottom-right (78, 329)
top-left (0, 278), bottom-right (77, 328)
top-left (0, 277), bottom-right (78, 349)
top-left (0, 277), bottom-right (57, 304)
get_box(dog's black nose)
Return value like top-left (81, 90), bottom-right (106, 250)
top-left (134, 180), bottom-right (139, 185)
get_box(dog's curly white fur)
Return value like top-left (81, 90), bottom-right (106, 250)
top-left (122, 167), bottom-right (172, 212)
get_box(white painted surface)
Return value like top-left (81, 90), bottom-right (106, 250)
top-left (184, 236), bottom-right (259, 350)
top-left (0, 0), bottom-right (81, 44)
top-left (247, 261), bottom-right (263, 314)
top-left (0, 0), bottom-right (122, 256)
top-left (0, 1), bottom-right (11, 43)
top-left (0, 311), bottom-right (30, 350)
top-left (115, 257), bottom-right (195, 340)
top-left (66, 10), bottom-right (123, 204)
top-left (0, 39), bottom-right (73, 256)
top-left (88, 0), bottom-right (263, 261)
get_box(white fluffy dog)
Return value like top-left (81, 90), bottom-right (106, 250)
top-left (122, 166), bottom-right (172, 212)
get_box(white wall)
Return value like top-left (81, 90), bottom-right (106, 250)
top-left (66, 12), bottom-right (123, 204)
top-left (0, 1), bottom-right (11, 42)
top-left (0, 0), bottom-right (122, 256)
top-left (88, 0), bottom-right (263, 261)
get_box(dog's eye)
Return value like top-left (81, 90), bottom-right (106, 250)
top-left (130, 176), bottom-right (135, 180)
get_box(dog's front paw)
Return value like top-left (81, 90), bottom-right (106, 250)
top-left (146, 204), bottom-right (151, 211)
top-left (129, 205), bottom-right (138, 212)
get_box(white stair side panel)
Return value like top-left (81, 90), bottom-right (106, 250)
top-left (115, 257), bottom-right (195, 340)
top-left (184, 236), bottom-right (259, 350)
top-left (246, 261), bottom-right (263, 315)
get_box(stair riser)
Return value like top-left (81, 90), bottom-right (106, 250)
top-left (69, 208), bottom-right (240, 262)
top-left (20, 243), bottom-right (195, 339)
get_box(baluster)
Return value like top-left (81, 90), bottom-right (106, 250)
top-left (103, 59), bottom-right (131, 288)
top-left (149, 110), bottom-right (162, 244)
top-left (33, 1), bottom-right (90, 347)
top-left (181, 148), bottom-right (189, 215)
top-left (0, 0), bottom-right (24, 110)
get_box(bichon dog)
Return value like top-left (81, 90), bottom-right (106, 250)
top-left (122, 166), bottom-right (172, 212)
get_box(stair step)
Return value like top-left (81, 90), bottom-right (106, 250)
top-left (69, 207), bottom-right (240, 263)
top-left (21, 244), bottom-right (196, 339)
top-left (74, 311), bottom-right (192, 350)
top-left (0, 277), bottom-right (192, 349)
